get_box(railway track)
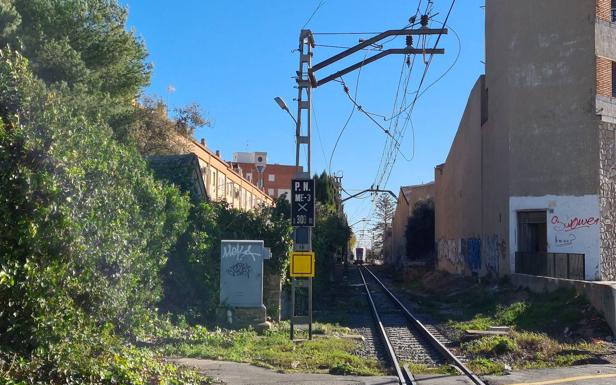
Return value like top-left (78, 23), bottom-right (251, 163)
top-left (359, 266), bottom-right (485, 385)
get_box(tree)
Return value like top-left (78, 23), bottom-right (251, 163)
top-left (0, 49), bottom-right (190, 352)
top-left (314, 171), bottom-right (341, 212)
top-left (370, 193), bottom-right (396, 258)
top-left (311, 172), bottom-right (350, 293)
top-left (128, 96), bottom-right (209, 156)
top-left (405, 199), bottom-right (435, 260)
top-left (0, 0), bottom-right (151, 135)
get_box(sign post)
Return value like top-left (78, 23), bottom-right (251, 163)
top-left (291, 179), bottom-right (315, 228)
top-left (288, 30), bottom-right (314, 341)
top-left (290, 177), bottom-right (315, 340)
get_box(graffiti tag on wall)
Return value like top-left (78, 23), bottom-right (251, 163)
top-left (551, 216), bottom-right (600, 232)
top-left (226, 262), bottom-right (252, 279)
top-left (551, 215), bottom-right (599, 248)
top-left (462, 238), bottom-right (481, 273)
top-left (222, 243), bottom-right (261, 262)
top-left (484, 235), bottom-right (506, 275)
top-left (438, 239), bottom-right (464, 275)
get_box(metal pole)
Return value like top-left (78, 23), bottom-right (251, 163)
top-left (290, 279), bottom-right (295, 339)
top-left (291, 29), bottom-right (314, 341)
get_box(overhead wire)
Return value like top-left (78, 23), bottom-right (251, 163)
top-left (302, 0), bottom-right (327, 29)
top-left (310, 0), bottom-right (457, 216)
top-left (327, 54), bottom-right (367, 176)
top-left (374, 0), bottom-right (458, 187)
top-left (311, 98), bottom-right (329, 167)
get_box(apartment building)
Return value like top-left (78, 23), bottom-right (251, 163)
top-left (229, 152), bottom-right (302, 201)
top-left (191, 143), bottom-right (273, 210)
top-left (435, 0), bottom-right (616, 281)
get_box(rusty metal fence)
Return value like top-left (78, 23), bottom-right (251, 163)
top-left (515, 252), bottom-right (585, 280)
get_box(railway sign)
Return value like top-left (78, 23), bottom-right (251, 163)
top-left (289, 251), bottom-right (315, 278)
top-left (291, 178), bottom-right (315, 227)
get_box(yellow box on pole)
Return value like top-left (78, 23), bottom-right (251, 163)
top-left (290, 251), bottom-right (315, 278)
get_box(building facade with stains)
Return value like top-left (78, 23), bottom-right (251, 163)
top-left (190, 142), bottom-right (273, 210)
top-left (435, 0), bottom-right (616, 281)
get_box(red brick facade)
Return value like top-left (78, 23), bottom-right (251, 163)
top-left (230, 162), bottom-right (302, 200)
top-left (597, 0), bottom-right (612, 22)
top-left (597, 56), bottom-right (614, 98)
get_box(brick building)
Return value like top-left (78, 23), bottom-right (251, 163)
top-left (229, 152), bottom-right (302, 201)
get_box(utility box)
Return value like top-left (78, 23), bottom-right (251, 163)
top-left (218, 240), bottom-right (272, 331)
top-left (219, 240), bottom-right (271, 307)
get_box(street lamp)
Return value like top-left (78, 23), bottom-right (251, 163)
top-left (274, 96), bottom-right (298, 125)
top-left (349, 219), bottom-right (370, 227)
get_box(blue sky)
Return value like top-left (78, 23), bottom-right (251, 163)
top-left (125, 1), bottom-right (486, 247)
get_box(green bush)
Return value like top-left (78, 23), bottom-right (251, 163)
top-left (462, 335), bottom-right (519, 356)
top-left (0, 49), bottom-right (190, 351)
top-left (0, 338), bottom-right (210, 385)
top-left (160, 199), bottom-right (293, 323)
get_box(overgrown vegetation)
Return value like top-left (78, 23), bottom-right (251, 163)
top-left (0, 1), bottom-right (212, 383)
top-left (405, 199), bottom-right (435, 260)
top-left (156, 321), bottom-right (384, 376)
top-left (0, 45), bottom-right (207, 385)
top-left (312, 172), bottom-right (351, 296)
top-left (0, 1), bottom-right (359, 382)
top-left (160, 198), bottom-right (293, 324)
top-left (395, 270), bottom-right (614, 375)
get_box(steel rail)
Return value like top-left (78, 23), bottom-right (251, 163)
top-left (358, 267), bottom-right (410, 385)
top-left (363, 266), bottom-right (486, 385)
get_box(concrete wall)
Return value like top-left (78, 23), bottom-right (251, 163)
top-left (390, 183), bottom-right (434, 265)
top-left (486, 0), bottom-right (600, 278)
top-left (486, 0), bottom-right (598, 196)
top-left (435, 77), bottom-right (485, 275)
top-left (436, 1), bottom-right (605, 280)
top-left (511, 273), bottom-right (616, 334)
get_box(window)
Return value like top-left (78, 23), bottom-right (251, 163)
top-left (268, 174), bottom-right (275, 182)
top-left (612, 0), bottom-right (616, 22)
top-left (268, 188), bottom-right (275, 196)
top-left (246, 172), bottom-right (252, 182)
top-left (219, 174), bottom-right (226, 200)
top-left (517, 211), bottom-right (547, 253)
top-left (613, 61), bottom-right (616, 97)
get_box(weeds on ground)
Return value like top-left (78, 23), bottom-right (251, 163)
top-left (0, 336), bottom-right (210, 385)
top-left (401, 362), bottom-right (460, 375)
top-left (155, 321), bottom-right (385, 376)
top-left (393, 270), bottom-right (614, 375)
top-left (447, 289), bottom-right (593, 334)
top-left (461, 332), bottom-right (611, 375)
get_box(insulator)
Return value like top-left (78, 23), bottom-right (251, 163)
top-left (406, 35), bottom-right (413, 47)
top-left (420, 14), bottom-right (429, 27)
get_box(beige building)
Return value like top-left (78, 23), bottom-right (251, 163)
top-left (386, 183), bottom-right (434, 266)
top-left (435, 0), bottom-right (616, 281)
top-left (191, 141), bottom-right (273, 210)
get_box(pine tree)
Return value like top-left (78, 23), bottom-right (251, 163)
top-left (370, 193), bottom-right (395, 258)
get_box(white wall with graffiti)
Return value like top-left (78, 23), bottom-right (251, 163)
top-left (509, 195), bottom-right (601, 280)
